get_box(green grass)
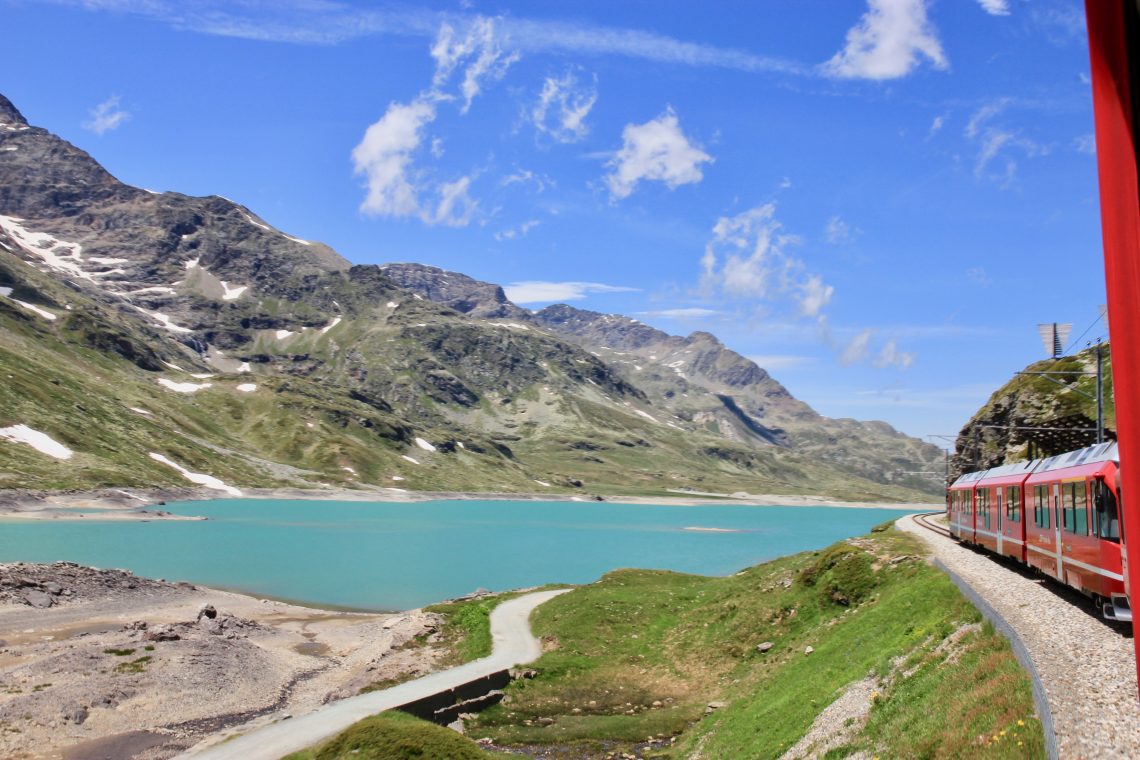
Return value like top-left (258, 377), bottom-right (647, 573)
top-left (281, 711), bottom-right (495, 760)
top-left (462, 527), bottom-right (1043, 759)
top-left (113, 655), bottom-right (152, 674)
top-left (103, 647), bottom-right (136, 656)
top-left (286, 528), bottom-right (1043, 760)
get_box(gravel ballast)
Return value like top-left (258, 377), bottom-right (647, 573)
top-left (899, 515), bottom-right (1140, 759)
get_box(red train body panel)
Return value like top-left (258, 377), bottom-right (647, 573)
top-left (948, 443), bottom-right (1130, 621)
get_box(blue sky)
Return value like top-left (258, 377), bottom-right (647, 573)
top-left (1, 0), bottom-right (1105, 446)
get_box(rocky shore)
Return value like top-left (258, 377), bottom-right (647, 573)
top-left (0, 562), bottom-right (443, 760)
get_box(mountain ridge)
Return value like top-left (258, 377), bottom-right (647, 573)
top-left (0, 93), bottom-right (941, 501)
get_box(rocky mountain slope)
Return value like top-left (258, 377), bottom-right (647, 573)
top-left (0, 93), bottom-right (940, 501)
top-left (382, 264), bottom-right (945, 493)
top-left (952, 342), bottom-right (1114, 478)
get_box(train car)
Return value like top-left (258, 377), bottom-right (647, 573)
top-left (975, 460), bottom-right (1039, 564)
top-left (948, 469), bottom-right (984, 542)
top-left (1023, 442), bottom-right (1129, 621)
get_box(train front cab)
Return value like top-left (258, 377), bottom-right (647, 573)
top-left (949, 470), bottom-right (985, 543)
top-left (1024, 443), bottom-right (1130, 621)
top-left (975, 460), bottom-right (1038, 564)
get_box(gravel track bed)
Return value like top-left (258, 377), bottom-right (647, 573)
top-left (899, 515), bottom-right (1139, 759)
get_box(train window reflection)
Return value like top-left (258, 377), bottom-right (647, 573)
top-left (1095, 480), bottom-right (1121, 543)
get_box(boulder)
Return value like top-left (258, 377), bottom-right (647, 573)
top-left (43, 581), bottom-right (63, 595)
top-left (22, 590), bottom-right (53, 608)
top-left (756, 641), bottom-right (775, 653)
top-left (197, 604), bottom-right (218, 620)
top-left (804, 646), bottom-right (814, 655)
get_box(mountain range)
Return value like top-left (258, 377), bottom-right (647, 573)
top-left (0, 93), bottom-right (942, 501)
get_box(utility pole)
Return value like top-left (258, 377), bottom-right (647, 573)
top-left (1096, 339), bottom-right (1105, 445)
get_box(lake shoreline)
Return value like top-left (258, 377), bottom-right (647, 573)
top-left (0, 561), bottom-right (450, 760)
top-left (0, 485), bottom-right (939, 522)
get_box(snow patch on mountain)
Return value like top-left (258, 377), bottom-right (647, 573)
top-left (0, 424), bottom-right (73, 459)
top-left (148, 453), bottom-right (241, 496)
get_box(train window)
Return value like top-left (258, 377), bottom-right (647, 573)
top-left (1074, 483), bottom-right (1088, 535)
top-left (1034, 485), bottom-right (1050, 529)
top-left (1062, 483), bottom-right (1088, 535)
top-left (1094, 480), bottom-right (1120, 543)
top-left (1006, 486), bottom-right (1021, 522)
top-left (978, 489), bottom-right (989, 529)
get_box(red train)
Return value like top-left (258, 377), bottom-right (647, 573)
top-left (947, 442), bottom-right (1130, 622)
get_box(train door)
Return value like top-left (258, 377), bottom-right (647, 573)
top-left (995, 487), bottom-right (1004, 555)
top-left (1053, 482), bottom-right (1064, 581)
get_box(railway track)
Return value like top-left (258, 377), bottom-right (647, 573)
top-left (911, 510), bottom-right (950, 538)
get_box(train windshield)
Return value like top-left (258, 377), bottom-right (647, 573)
top-left (1095, 479), bottom-right (1121, 543)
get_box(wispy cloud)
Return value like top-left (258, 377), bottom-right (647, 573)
top-left (976, 0), bottom-right (1010, 16)
top-left (840, 328), bottom-right (874, 365)
top-left (505, 281), bottom-right (638, 304)
top-left (532, 69), bottom-right (598, 143)
top-left (604, 108), bottom-right (712, 200)
top-left (636, 307), bottom-right (721, 319)
top-left (873, 338), bottom-right (915, 369)
top-left (82, 95), bottom-right (130, 135)
top-left (927, 113), bottom-right (946, 139)
top-left (494, 219), bottom-right (540, 241)
top-left (1073, 133), bottom-right (1096, 155)
top-left (966, 267), bottom-right (991, 286)
top-left (823, 0), bottom-right (948, 80)
top-left (500, 168), bottom-right (552, 192)
top-left (352, 15), bottom-right (514, 225)
top-left (746, 354), bottom-right (817, 371)
top-left (430, 17), bottom-right (519, 113)
top-left (48, 1), bottom-right (806, 75)
top-left (824, 215), bottom-right (851, 244)
top-left (699, 202), bottom-right (833, 321)
top-left (964, 99), bottom-right (1049, 184)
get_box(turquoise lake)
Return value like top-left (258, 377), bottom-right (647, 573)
top-left (0, 500), bottom-right (917, 610)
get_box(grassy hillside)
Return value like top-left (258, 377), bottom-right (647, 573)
top-left (301, 526), bottom-right (1043, 759)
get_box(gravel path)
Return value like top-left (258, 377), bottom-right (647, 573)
top-left (899, 514), bottom-right (1140, 759)
top-left (177, 588), bottom-right (570, 760)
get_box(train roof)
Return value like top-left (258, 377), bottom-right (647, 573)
top-left (950, 469), bottom-right (987, 487)
top-left (1032, 441), bottom-right (1118, 475)
top-left (977, 458), bottom-right (1042, 483)
top-left (951, 442), bottom-right (1119, 488)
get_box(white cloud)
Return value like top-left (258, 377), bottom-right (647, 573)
top-left (604, 108), bottom-right (712, 200)
top-left (636, 308), bottom-right (721, 319)
top-left (799, 275), bottom-right (834, 318)
top-left (840, 329), bottom-right (874, 365)
top-left (700, 203), bottom-right (832, 324)
top-left (1074, 133), bottom-right (1096, 155)
top-left (976, 0), bottom-right (1010, 16)
top-left (494, 219), bottom-right (540, 241)
top-left (964, 99), bottom-right (1049, 182)
top-left (352, 99), bottom-right (437, 218)
top-left (746, 354), bottom-right (817, 371)
top-left (501, 169), bottom-right (551, 192)
top-left (429, 17), bottom-right (518, 113)
top-left (966, 267), bottom-right (991, 286)
top-left (825, 215), bottom-right (851, 244)
top-left (426, 175), bottom-right (477, 226)
top-left (82, 95), bottom-right (130, 135)
top-left (873, 338), bottom-right (915, 369)
top-left (504, 281), bottom-right (638, 303)
top-left (779, 176), bottom-right (793, 189)
top-left (927, 114), bottom-right (945, 138)
top-left (824, 0), bottom-right (948, 80)
top-left (532, 69), bottom-right (598, 143)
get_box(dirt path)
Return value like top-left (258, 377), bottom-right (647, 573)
top-left (177, 589), bottom-right (571, 760)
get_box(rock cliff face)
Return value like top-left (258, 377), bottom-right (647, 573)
top-left (952, 343), bottom-right (1114, 479)
top-left (0, 92), bottom-right (941, 500)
